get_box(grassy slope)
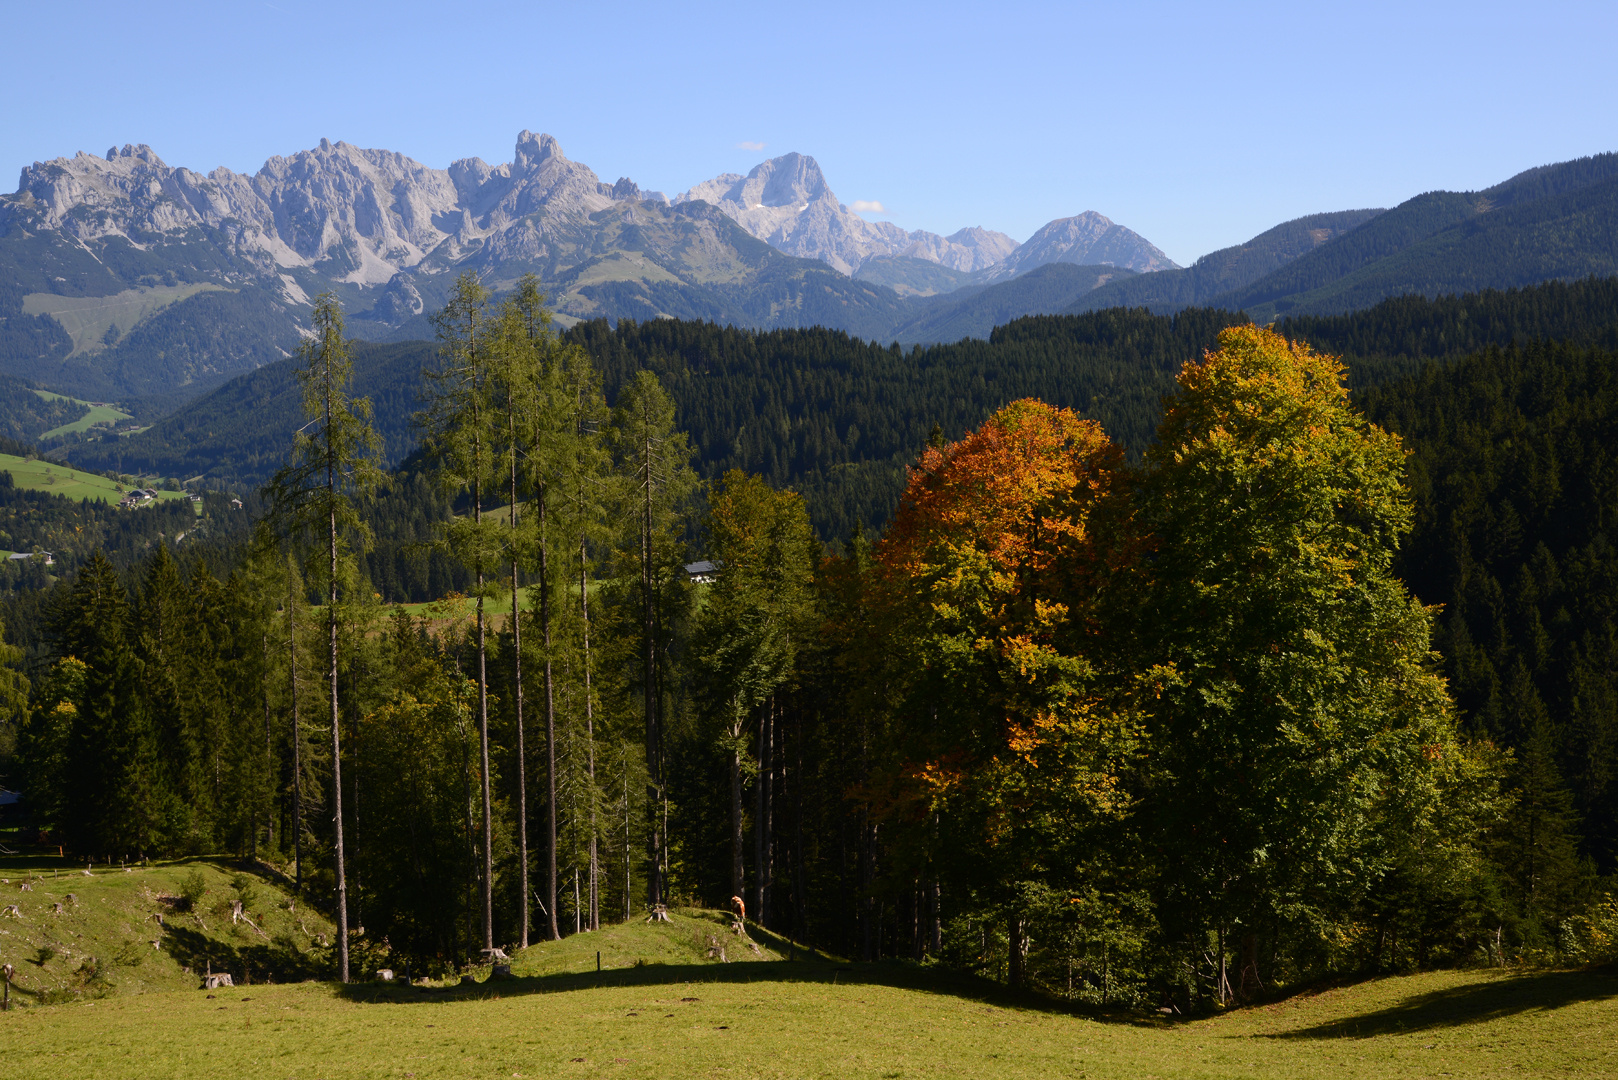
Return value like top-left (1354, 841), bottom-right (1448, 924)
top-left (0, 453), bottom-right (188, 506)
top-left (0, 878), bottom-right (1613, 1078)
top-left (20, 283), bottom-right (228, 357)
top-left (0, 856), bottom-right (332, 1005)
top-left (31, 389), bottom-right (134, 440)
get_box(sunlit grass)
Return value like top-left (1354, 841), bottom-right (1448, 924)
top-left (1, 861), bottom-right (1613, 1080)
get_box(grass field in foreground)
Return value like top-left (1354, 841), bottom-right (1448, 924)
top-left (0, 453), bottom-right (189, 507)
top-left (1, 920), bottom-right (1614, 1079)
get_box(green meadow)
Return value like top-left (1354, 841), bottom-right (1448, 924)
top-left (30, 389), bottom-right (135, 440)
top-left (0, 856), bottom-right (1612, 1080)
top-left (0, 453), bottom-right (190, 507)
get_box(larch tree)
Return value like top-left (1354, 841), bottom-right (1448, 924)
top-left (489, 276), bottom-right (544, 947)
top-left (266, 291), bottom-right (384, 984)
top-left (419, 271), bottom-right (503, 957)
top-left (610, 370), bottom-right (697, 913)
top-left (557, 342), bottom-right (613, 931)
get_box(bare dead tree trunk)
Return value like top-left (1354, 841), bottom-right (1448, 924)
top-left (1007, 913), bottom-right (1024, 989)
top-left (1240, 932), bottom-right (1262, 1002)
top-left (755, 696), bottom-right (774, 930)
top-left (929, 876), bottom-right (942, 955)
top-left (320, 349), bottom-right (350, 984)
top-left (641, 446), bottom-right (662, 911)
top-left (730, 717), bottom-right (745, 904)
top-left (350, 660), bottom-right (362, 935)
top-left (255, 630), bottom-right (270, 861)
top-left (793, 705), bottom-right (807, 951)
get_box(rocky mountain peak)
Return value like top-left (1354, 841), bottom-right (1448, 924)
top-left (105, 143), bottom-right (166, 167)
top-left (983, 210), bottom-right (1178, 281)
top-left (514, 130), bottom-right (564, 172)
top-left (743, 152), bottom-right (830, 209)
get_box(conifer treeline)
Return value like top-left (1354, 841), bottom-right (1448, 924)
top-left (2, 287), bottom-right (1616, 1008)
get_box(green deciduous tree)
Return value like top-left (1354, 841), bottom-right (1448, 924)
top-left (695, 470), bottom-right (818, 921)
top-left (1135, 324), bottom-right (1471, 1001)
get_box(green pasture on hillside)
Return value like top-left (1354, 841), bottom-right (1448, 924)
top-left (31, 389), bottom-right (134, 440)
top-left (0, 950), bottom-right (1612, 1079)
top-left (0, 855), bottom-right (332, 1003)
top-left (20, 283), bottom-right (227, 357)
top-left (0, 854), bottom-right (1612, 1079)
top-left (0, 453), bottom-right (190, 508)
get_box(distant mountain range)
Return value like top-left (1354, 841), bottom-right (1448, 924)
top-left (0, 132), bottom-right (1172, 400)
top-left (1, 131), bottom-right (1616, 408)
top-left (1070, 153), bottom-right (1618, 321)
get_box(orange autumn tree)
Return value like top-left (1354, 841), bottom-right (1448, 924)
top-left (866, 399), bottom-right (1139, 979)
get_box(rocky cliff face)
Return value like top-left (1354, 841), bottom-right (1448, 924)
top-left (675, 154), bottom-right (1020, 276)
top-left (674, 155), bottom-right (1171, 283)
top-left (10, 134), bottom-right (1175, 307)
top-left (8, 131), bottom-right (634, 293)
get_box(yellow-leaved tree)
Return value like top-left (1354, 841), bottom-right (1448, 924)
top-left (1135, 325), bottom-right (1495, 1001)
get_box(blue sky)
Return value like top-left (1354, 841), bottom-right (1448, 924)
top-left (8, 0), bottom-right (1615, 265)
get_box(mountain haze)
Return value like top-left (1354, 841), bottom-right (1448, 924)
top-left (1203, 153), bottom-right (1618, 321)
top-left (1070, 208), bottom-right (1385, 313)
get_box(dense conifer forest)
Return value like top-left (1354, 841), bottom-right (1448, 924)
top-left (4, 277), bottom-right (1618, 1008)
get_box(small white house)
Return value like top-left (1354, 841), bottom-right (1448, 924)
top-left (6, 551), bottom-right (53, 566)
top-left (682, 560), bottom-right (719, 584)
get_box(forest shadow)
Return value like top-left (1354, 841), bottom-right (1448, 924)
top-left (333, 956), bottom-right (1099, 1018)
top-left (1273, 967), bottom-right (1618, 1039)
top-left (161, 924), bottom-right (326, 986)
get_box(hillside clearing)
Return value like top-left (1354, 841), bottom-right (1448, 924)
top-left (31, 389), bottom-right (134, 440)
top-left (0, 453), bottom-right (189, 507)
top-left (20, 283), bottom-right (228, 357)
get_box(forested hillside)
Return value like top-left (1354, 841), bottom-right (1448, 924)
top-left (1363, 340), bottom-right (1618, 874)
top-left (0, 377), bottom-right (90, 442)
top-left (6, 276), bottom-right (1618, 1011)
top-left (59, 275), bottom-right (1618, 542)
top-left (1072, 208), bottom-right (1385, 313)
top-left (1206, 153), bottom-right (1618, 321)
top-left (61, 309), bottom-right (1249, 538)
